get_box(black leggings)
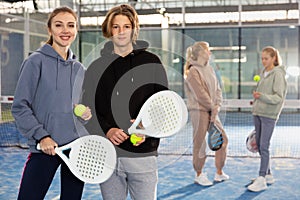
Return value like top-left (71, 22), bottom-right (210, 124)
top-left (17, 153), bottom-right (84, 200)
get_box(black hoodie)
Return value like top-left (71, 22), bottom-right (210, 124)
top-left (82, 40), bottom-right (168, 157)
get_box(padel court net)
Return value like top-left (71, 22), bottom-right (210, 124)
top-left (1, 99), bottom-right (300, 158)
top-left (158, 99), bottom-right (300, 158)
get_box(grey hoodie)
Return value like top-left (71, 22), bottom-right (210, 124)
top-left (252, 65), bottom-right (287, 120)
top-left (12, 44), bottom-right (87, 152)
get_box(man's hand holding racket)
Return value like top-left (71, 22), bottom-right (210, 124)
top-left (127, 90), bottom-right (188, 138)
top-left (107, 128), bottom-right (129, 145)
top-left (106, 91), bottom-right (188, 146)
top-left (129, 119), bottom-right (146, 146)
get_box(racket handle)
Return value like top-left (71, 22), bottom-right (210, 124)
top-left (36, 143), bottom-right (57, 151)
top-left (128, 127), bottom-right (147, 135)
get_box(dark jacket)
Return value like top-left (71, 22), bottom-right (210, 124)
top-left (12, 44), bottom-right (86, 152)
top-left (82, 40), bottom-right (168, 157)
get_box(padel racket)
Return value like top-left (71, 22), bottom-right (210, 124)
top-left (128, 90), bottom-right (188, 138)
top-left (207, 122), bottom-right (223, 151)
top-left (246, 130), bottom-right (258, 153)
top-left (37, 135), bottom-right (116, 184)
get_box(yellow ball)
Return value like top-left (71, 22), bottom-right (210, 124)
top-left (74, 104), bottom-right (86, 117)
top-left (253, 75), bottom-right (261, 82)
top-left (130, 134), bottom-right (143, 145)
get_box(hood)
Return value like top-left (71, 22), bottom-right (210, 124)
top-left (35, 44), bottom-right (79, 92)
top-left (274, 65), bottom-right (286, 76)
top-left (263, 65), bottom-right (286, 76)
top-left (36, 43), bottom-right (77, 61)
top-left (100, 40), bottom-right (149, 57)
top-left (188, 59), bottom-right (208, 68)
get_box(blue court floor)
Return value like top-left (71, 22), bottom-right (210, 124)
top-left (0, 147), bottom-right (300, 200)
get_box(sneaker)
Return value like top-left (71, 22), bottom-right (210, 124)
top-left (247, 176), bottom-right (267, 192)
top-left (250, 174), bottom-right (275, 185)
top-left (265, 174), bottom-right (275, 184)
top-left (194, 173), bottom-right (213, 186)
top-left (214, 172), bottom-right (230, 182)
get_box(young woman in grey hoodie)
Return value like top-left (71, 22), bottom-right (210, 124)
top-left (12, 6), bottom-right (91, 200)
top-left (247, 46), bottom-right (287, 192)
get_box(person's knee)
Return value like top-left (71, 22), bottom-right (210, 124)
top-left (221, 132), bottom-right (229, 147)
top-left (198, 142), bottom-right (207, 158)
top-left (199, 151), bottom-right (206, 158)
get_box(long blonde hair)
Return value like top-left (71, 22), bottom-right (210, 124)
top-left (184, 46), bottom-right (192, 78)
top-left (184, 41), bottom-right (210, 78)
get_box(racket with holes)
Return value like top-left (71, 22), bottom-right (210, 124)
top-left (207, 122), bottom-right (223, 151)
top-left (246, 130), bottom-right (258, 153)
top-left (37, 135), bottom-right (116, 184)
top-left (128, 90), bottom-right (188, 138)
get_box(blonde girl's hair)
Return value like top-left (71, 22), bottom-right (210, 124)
top-left (102, 4), bottom-right (139, 43)
top-left (184, 46), bottom-right (193, 78)
top-left (190, 41), bottom-right (209, 61)
top-left (46, 6), bottom-right (78, 45)
top-left (262, 46), bottom-right (282, 66)
top-left (184, 41), bottom-right (210, 77)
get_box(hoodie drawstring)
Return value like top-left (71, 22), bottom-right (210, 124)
top-left (56, 57), bottom-right (59, 90)
top-left (130, 52), bottom-right (134, 83)
top-left (70, 62), bottom-right (74, 99)
top-left (56, 57), bottom-right (74, 101)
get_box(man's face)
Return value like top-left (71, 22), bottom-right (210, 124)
top-left (111, 14), bottom-right (133, 48)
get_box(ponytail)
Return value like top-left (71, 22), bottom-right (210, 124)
top-left (184, 46), bottom-right (193, 78)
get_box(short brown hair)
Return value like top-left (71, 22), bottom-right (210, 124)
top-left (46, 6), bottom-right (78, 45)
top-left (102, 4), bottom-right (139, 43)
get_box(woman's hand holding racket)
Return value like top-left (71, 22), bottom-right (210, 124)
top-left (210, 105), bottom-right (220, 123)
top-left (39, 137), bottom-right (58, 156)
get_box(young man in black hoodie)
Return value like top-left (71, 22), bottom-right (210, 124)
top-left (82, 4), bottom-right (168, 200)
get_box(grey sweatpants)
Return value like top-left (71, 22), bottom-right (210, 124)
top-left (253, 115), bottom-right (276, 177)
top-left (100, 156), bottom-right (158, 200)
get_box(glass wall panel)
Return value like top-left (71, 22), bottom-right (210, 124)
top-left (76, 26), bottom-right (300, 100)
top-left (184, 28), bottom-right (240, 99)
top-left (0, 12), bottom-right (47, 96)
top-left (242, 26), bottom-right (299, 99)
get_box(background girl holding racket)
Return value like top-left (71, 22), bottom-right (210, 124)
top-left (184, 41), bottom-right (229, 186)
top-left (11, 7), bottom-right (91, 200)
top-left (82, 4), bottom-right (168, 200)
top-left (247, 46), bottom-right (287, 192)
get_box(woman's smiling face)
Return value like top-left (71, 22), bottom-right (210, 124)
top-left (48, 12), bottom-right (77, 49)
